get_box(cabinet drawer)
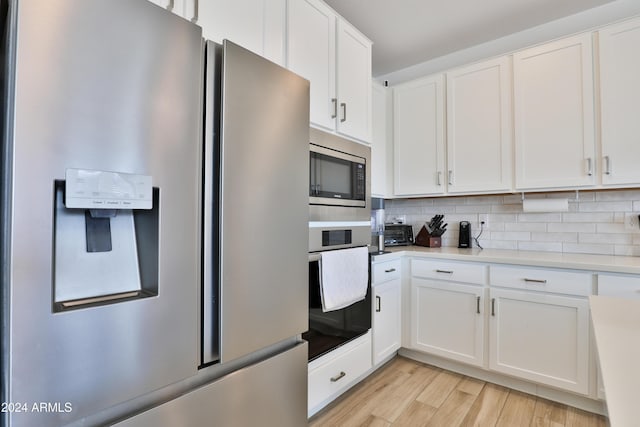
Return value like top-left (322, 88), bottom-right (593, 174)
top-left (491, 265), bottom-right (592, 296)
top-left (598, 274), bottom-right (640, 299)
top-left (308, 332), bottom-right (372, 411)
top-left (411, 258), bottom-right (487, 285)
top-left (372, 259), bottom-right (401, 284)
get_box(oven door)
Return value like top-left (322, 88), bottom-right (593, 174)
top-left (309, 144), bottom-right (366, 208)
top-left (303, 252), bottom-right (372, 361)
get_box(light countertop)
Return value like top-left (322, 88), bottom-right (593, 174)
top-left (590, 296), bottom-right (640, 427)
top-left (372, 246), bottom-right (640, 275)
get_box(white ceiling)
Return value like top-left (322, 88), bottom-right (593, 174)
top-left (324, 0), bottom-right (616, 76)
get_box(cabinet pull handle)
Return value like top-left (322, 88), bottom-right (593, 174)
top-left (586, 158), bottom-right (593, 176)
top-left (167, 0), bottom-right (175, 11)
top-left (524, 278), bottom-right (547, 284)
top-left (604, 156), bottom-right (611, 175)
top-left (448, 170), bottom-right (453, 185)
top-left (435, 269), bottom-right (453, 274)
top-left (376, 296), bottom-right (381, 312)
top-left (491, 298), bottom-right (495, 316)
top-left (437, 171), bottom-right (442, 186)
top-left (331, 98), bottom-right (337, 119)
top-left (340, 103), bottom-right (347, 122)
top-left (191, 0), bottom-right (199, 22)
top-left (384, 268), bottom-right (396, 273)
top-left (476, 296), bottom-right (481, 314)
top-left (330, 371), bottom-right (346, 382)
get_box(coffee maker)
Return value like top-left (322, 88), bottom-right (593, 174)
top-left (371, 197), bottom-right (386, 252)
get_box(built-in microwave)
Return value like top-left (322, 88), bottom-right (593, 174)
top-left (309, 128), bottom-right (371, 222)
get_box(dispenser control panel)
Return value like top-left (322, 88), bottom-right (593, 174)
top-left (65, 169), bottom-right (153, 209)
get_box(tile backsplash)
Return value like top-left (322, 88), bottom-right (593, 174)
top-left (385, 189), bottom-right (640, 256)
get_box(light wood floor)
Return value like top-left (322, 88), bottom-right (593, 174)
top-left (309, 356), bottom-right (608, 427)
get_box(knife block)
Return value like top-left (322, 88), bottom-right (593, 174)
top-left (414, 225), bottom-right (442, 248)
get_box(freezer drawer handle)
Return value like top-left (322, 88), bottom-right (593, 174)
top-left (384, 268), bottom-right (396, 273)
top-left (523, 278), bottom-right (547, 284)
top-left (435, 269), bottom-right (453, 274)
top-left (376, 296), bottom-right (381, 312)
top-left (330, 371), bottom-right (346, 382)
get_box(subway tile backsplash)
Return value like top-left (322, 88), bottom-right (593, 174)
top-left (385, 189), bottom-right (640, 256)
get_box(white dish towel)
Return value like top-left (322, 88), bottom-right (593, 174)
top-left (320, 246), bottom-right (369, 312)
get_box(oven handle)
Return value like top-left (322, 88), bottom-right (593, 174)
top-left (309, 253), bottom-right (322, 262)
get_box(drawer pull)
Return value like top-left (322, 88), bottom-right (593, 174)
top-left (330, 371), bottom-right (346, 382)
top-left (524, 278), bottom-right (547, 284)
top-left (436, 269), bottom-right (453, 274)
top-left (476, 296), bottom-right (481, 314)
top-left (385, 268), bottom-right (396, 273)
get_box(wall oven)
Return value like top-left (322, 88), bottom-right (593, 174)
top-left (304, 222), bottom-right (372, 361)
top-left (309, 128), bottom-right (371, 222)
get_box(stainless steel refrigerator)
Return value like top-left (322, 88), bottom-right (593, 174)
top-left (1, 1), bottom-right (309, 426)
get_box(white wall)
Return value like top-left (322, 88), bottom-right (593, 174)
top-left (377, 0), bottom-right (640, 84)
top-left (386, 189), bottom-right (640, 256)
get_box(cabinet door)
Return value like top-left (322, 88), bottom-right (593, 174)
top-left (287, 0), bottom-right (336, 131)
top-left (489, 288), bottom-right (590, 394)
top-left (599, 17), bottom-right (640, 186)
top-left (336, 19), bottom-right (372, 142)
top-left (372, 279), bottom-right (401, 365)
top-left (393, 75), bottom-right (446, 196)
top-left (446, 57), bottom-right (512, 193)
top-left (513, 34), bottom-right (596, 190)
top-left (199, 0), bottom-right (286, 65)
top-left (411, 279), bottom-right (484, 367)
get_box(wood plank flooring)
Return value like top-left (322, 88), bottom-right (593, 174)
top-left (309, 356), bottom-right (608, 427)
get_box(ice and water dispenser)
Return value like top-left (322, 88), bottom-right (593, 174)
top-left (53, 168), bottom-right (159, 311)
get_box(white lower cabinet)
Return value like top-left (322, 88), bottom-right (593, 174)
top-left (308, 331), bottom-right (372, 416)
top-left (412, 279), bottom-right (485, 366)
top-left (372, 258), bottom-right (402, 366)
top-left (489, 265), bottom-right (592, 395)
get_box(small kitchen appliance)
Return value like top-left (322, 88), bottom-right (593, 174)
top-left (384, 224), bottom-right (414, 246)
top-left (459, 221), bottom-right (472, 248)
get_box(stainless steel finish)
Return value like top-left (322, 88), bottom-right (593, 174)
top-left (378, 234), bottom-right (385, 252)
top-left (219, 40), bottom-right (309, 363)
top-left (309, 196), bottom-right (365, 208)
top-left (309, 223), bottom-right (370, 252)
top-left (448, 170), bottom-right (454, 185)
top-left (436, 269), bottom-right (454, 274)
top-left (331, 97), bottom-right (337, 118)
top-left (524, 278), bottom-right (547, 284)
top-left (476, 296), bottom-right (481, 314)
top-left (192, 0), bottom-right (199, 22)
top-left (4, 1), bottom-right (203, 425)
top-left (114, 343), bottom-right (308, 427)
top-left (437, 171), bottom-right (442, 186)
top-left (604, 155), bottom-right (611, 175)
top-left (340, 102), bottom-right (347, 122)
top-left (376, 296), bottom-right (381, 312)
top-left (202, 41), bottom-right (222, 365)
top-left (330, 371), bottom-right (347, 382)
top-left (309, 144), bottom-right (367, 208)
top-left (492, 298), bottom-right (496, 316)
top-left (309, 128), bottom-right (371, 222)
top-left (308, 252), bottom-right (322, 262)
top-left (587, 157), bottom-right (593, 176)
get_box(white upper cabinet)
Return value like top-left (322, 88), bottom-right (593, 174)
top-left (393, 75), bottom-right (446, 196)
top-left (598, 17), bottom-right (640, 186)
top-left (198, 0), bottom-right (286, 65)
top-left (336, 19), bottom-right (372, 142)
top-left (446, 57), bottom-right (513, 194)
top-left (287, 0), bottom-right (372, 143)
top-left (513, 33), bottom-right (596, 191)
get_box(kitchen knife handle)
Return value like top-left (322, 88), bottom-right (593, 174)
top-left (437, 171), bottom-right (442, 186)
top-left (448, 170), bottom-right (453, 185)
top-left (586, 158), bottom-right (593, 176)
top-left (191, 0), bottom-right (199, 22)
top-left (376, 296), bottom-right (381, 312)
top-left (330, 371), bottom-right (346, 382)
top-left (340, 103), bottom-right (347, 122)
top-left (491, 298), bottom-right (496, 316)
top-left (604, 156), bottom-right (611, 175)
top-left (331, 98), bottom-right (337, 119)
top-left (476, 296), bottom-right (481, 314)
